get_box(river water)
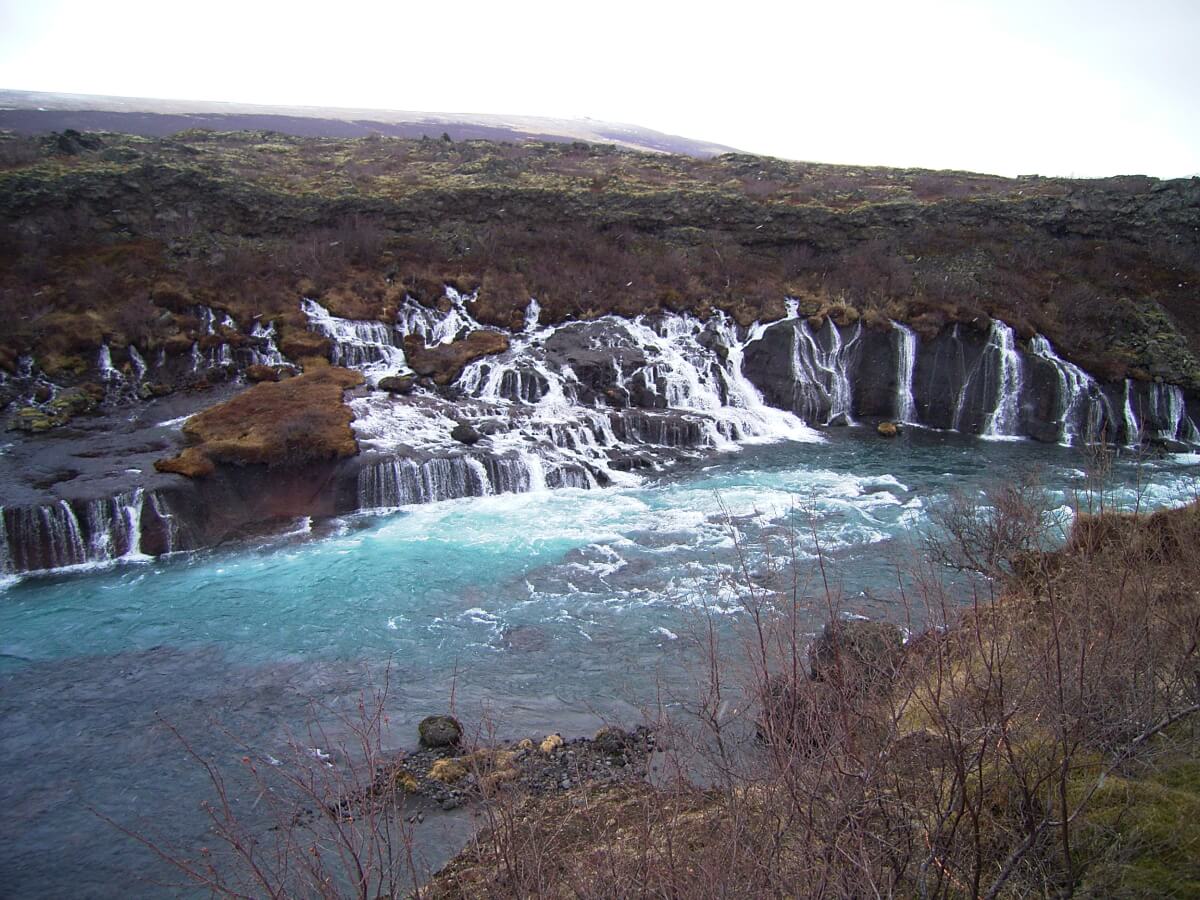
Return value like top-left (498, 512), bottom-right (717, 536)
top-left (1, 430), bottom-right (1198, 896)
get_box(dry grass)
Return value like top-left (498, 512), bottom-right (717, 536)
top-left (423, 493), bottom-right (1200, 898)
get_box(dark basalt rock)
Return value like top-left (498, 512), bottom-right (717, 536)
top-left (378, 374), bottom-right (416, 394)
top-left (451, 422), bottom-right (482, 445)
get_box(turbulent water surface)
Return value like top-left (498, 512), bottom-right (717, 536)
top-left (1, 428), bottom-right (1198, 895)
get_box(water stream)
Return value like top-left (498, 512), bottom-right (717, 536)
top-left (2, 430), bottom-right (1198, 895)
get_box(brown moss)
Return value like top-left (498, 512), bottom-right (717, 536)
top-left (154, 447), bottom-right (215, 477)
top-left (278, 328), bottom-right (331, 361)
top-left (403, 330), bottom-right (509, 385)
top-left (154, 366), bottom-right (364, 476)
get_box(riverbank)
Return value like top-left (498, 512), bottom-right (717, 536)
top-left (426, 498), bottom-right (1200, 897)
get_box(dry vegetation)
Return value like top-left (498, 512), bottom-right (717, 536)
top-left (427, 486), bottom-right (1200, 898)
top-left (1, 129), bottom-right (1198, 388)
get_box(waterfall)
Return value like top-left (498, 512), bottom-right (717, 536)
top-left (979, 322), bottom-right (1024, 439)
top-left (791, 319), bottom-right (862, 425)
top-left (892, 322), bottom-right (918, 423)
top-left (302, 298), bottom-right (407, 378)
top-left (356, 453), bottom-right (537, 510)
top-left (1, 491), bottom-right (149, 575)
top-left (1121, 380), bottom-right (1140, 445)
top-left (395, 290), bottom-right (478, 346)
top-left (524, 298), bottom-right (541, 332)
top-left (128, 346), bottom-right (148, 382)
top-left (249, 321), bottom-right (286, 367)
top-left (97, 344), bottom-right (123, 384)
top-left (1147, 382), bottom-right (1200, 444)
top-left (1028, 335), bottom-right (1110, 444)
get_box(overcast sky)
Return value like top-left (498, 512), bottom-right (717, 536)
top-left (1, 0), bottom-right (1197, 177)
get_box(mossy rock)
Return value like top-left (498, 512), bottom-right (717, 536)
top-left (418, 715), bottom-right (463, 749)
top-left (378, 375), bottom-right (416, 394)
top-left (429, 758), bottom-right (469, 784)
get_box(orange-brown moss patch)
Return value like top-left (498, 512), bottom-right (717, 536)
top-left (154, 366), bottom-right (363, 476)
top-left (403, 330), bottom-right (509, 385)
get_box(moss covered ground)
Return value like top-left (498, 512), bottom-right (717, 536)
top-left (2, 129), bottom-right (1198, 390)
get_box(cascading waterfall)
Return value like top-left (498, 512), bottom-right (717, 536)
top-left (394, 289), bottom-right (476, 346)
top-left (979, 322), bottom-right (1024, 438)
top-left (892, 322), bottom-right (918, 423)
top-left (0, 490), bottom-right (149, 576)
top-left (1121, 380), bottom-right (1140, 445)
top-left (1147, 382), bottom-right (1200, 443)
top-left (97, 345), bottom-right (123, 384)
top-left (128, 346), bottom-right (148, 382)
top-left (301, 298), bottom-right (407, 377)
top-left (1028, 335), bottom-right (1110, 444)
top-left (249, 321), bottom-right (286, 367)
top-left (791, 319), bottom-right (862, 425)
top-left (357, 454), bottom-right (529, 510)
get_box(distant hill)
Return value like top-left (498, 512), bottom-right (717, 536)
top-left (0, 89), bottom-right (737, 157)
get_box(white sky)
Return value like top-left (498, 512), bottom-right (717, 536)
top-left (1, 0), bottom-right (1197, 177)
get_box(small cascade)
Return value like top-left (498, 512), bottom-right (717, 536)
top-left (128, 346), bottom-right (148, 382)
top-left (1028, 335), bottom-right (1110, 444)
top-left (1121, 380), bottom-right (1141, 445)
top-left (523, 298), bottom-right (541, 333)
top-left (0, 490), bottom-right (149, 574)
top-left (302, 298), bottom-right (407, 378)
top-left (1147, 382), bottom-right (1200, 444)
top-left (97, 344), bottom-right (123, 385)
top-left (145, 492), bottom-right (178, 554)
top-left (791, 319), bottom-right (862, 425)
top-left (249, 321), bottom-right (286, 367)
top-left (395, 289), bottom-right (478, 346)
top-left (357, 453), bottom-right (527, 510)
top-left (892, 322), bottom-right (918, 423)
top-left (978, 322), bottom-right (1024, 438)
top-left (197, 307), bottom-right (216, 334)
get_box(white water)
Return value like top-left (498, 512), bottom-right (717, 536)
top-left (302, 298), bottom-right (407, 380)
top-left (980, 322), bottom-right (1023, 438)
top-left (791, 319), bottom-right (862, 425)
top-left (97, 345), bottom-right (123, 384)
top-left (892, 322), bottom-right (918, 423)
top-left (1028, 335), bottom-right (1109, 444)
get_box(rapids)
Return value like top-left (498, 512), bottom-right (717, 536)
top-left (1, 429), bottom-right (1199, 896)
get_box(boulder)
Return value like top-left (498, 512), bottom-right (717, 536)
top-left (592, 726), bottom-right (634, 754)
top-left (418, 714), bottom-right (463, 749)
top-left (877, 421), bottom-right (899, 437)
top-left (451, 422), bottom-right (483, 445)
top-left (378, 374), bottom-right (416, 394)
top-left (246, 364), bottom-right (281, 383)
